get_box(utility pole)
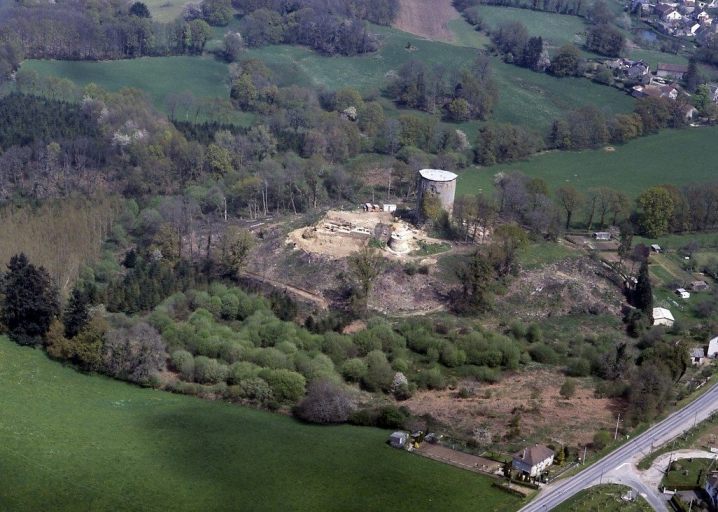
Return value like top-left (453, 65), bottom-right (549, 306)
top-left (582, 446), bottom-right (587, 465)
top-left (614, 413), bottom-right (621, 440)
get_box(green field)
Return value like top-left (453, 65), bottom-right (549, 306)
top-left (0, 337), bottom-right (519, 512)
top-left (24, 20), bottom-right (634, 133)
top-left (553, 484), bottom-right (652, 511)
top-left (662, 458), bottom-right (712, 488)
top-left (457, 126), bottom-right (718, 198)
top-left (474, 6), bottom-right (587, 50)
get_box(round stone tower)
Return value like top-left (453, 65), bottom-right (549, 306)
top-left (416, 169), bottom-right (458, 220)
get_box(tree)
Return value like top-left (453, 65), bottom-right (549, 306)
top-left (293, 379), bottom-right (355, 424)
top-left (347, 247), bottom-right (384, 310)
top-left (221, 227), bottom-right (255, 278)
top-left (549, 44), bottom-right (582, 77)
top-left (633, 260), bottom-right (653, 317)
top-left (63, 286), bottom-right (90, 338)
top-left (201, 0), bottom-right (233, 26)
top-left (555, 186), bottom-right (583, 229)
top-left (455, 250), bottom-right (494, 313)
top-left (685, 57), bottom-right (701, 93)
top-left (637, 186), bottom-right (674, 237)
top-left (103, 322), bottom-right (167, 384)
top-left (559, 378), bottom-right (576, 399)
top-left (1, 253), bottom-right (59, 346)
top-left (489, 223), bottom-right (528, 277)
top-left (223, 32), bottom-right (244, 62)
top-left (586, 25), bottom-right (625, 57)
top-left (592, 430), bottom-right (612, 449)
top-left (129, 2), bottom-right (151, 17)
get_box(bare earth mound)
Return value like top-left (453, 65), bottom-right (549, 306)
top-left (393, 0), bottom-right (461, 41)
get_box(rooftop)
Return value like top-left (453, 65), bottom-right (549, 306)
top-left (513, 444), bottom-right (554, 466)
top-left (419, 169), bottom-right (458, 182)
top-left (657, 63), bottom-right (689, 73)
top-left (653, 307), bottom-right (675, 321)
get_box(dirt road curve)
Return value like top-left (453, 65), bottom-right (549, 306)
top-left (241, 271), bottom-right (329, 310)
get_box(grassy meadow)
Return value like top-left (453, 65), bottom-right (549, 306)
top-left (475, 6), bottom-right (587, 50)
top-left (143, 0), bottom-right (190, 22)
top-left (23, 21), bottom-right (634, 133)
top-left (553, 484), bottom-right (652, 511)
top-left (0, 336), bottom-right (520, 512)
top-left (456, 125), bottom-right (718, 198)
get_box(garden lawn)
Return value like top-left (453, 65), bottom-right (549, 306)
top-left (457, 126), bottom-right (718, 198)
top-left (0, 336), bottom-right (520, 512)
top-left (552, 484), bottom-right (652, 511)
top-left (662, 458), bottom-right (713, 489)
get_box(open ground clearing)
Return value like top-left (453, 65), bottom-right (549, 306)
top-left (552, 484), bottom-right (652, 511)
top-left (457, 126), bottom-right (718, 199)
top-left (393, 0), bottom-right (461, 41)
top-left (142, 0), bottom-right (190, 22)
top-left (403, 368), bottom-right (620, 448)
top-left (0, 336), bottom-right (519, 512)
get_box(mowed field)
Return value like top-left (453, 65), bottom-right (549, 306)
top-left (142, 0), bottom-right (191, 22)
top-left (456, 126), bottom-right (718, 198)
top-left (23, 22), bottom-right (634, 133)
top-left (0, 337), bottom-right (520, 512)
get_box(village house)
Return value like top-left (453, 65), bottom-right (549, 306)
top-left (708, 336), bottom-right (718, 358)
top-left (512, 444), bottom-right (555, 478)
top-left (690, 346), bottom-right (707, 365)
top-left (655, 3), bottom-right (678, 17)
top-left (652, 307), bottom-right (675, 327)
top-left (632, 83), bottom-right (679, 100)
top-left (691, 280), bottom-right (710, 291)
top-left (656, 63), bottom-right (689, 79)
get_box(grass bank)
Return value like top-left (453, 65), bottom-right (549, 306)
top-left (0, 336), bottom-right (519, 512)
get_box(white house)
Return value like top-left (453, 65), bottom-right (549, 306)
top-left (512, 444), bottom-right (555, 477)
top-left (707, 336), bottom-right (718, 358)
top-left (653, 307), bottom-right (675, 327)
top-left (665, 9), bottom-right (684, 21)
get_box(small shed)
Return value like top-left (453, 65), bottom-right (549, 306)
top-left (653, 307), bottom-right (675, 327)
top-left (675, 288), bottom-right (691, 299)
top-left (389, 431), bottom-right (409, 449)
top-left (651, 244), bottom-right (662, 253)
top-left (691, 347), bottom-right (707, 366)
top-left (382, 204), bottom-right (397, 213)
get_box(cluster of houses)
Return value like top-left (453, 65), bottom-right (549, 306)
top-left (634, 0), bottom-right (718, 40)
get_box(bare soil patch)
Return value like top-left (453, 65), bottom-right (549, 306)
top-left (403, 369), bottom-right (622, 448)
top-left (500, 256), bottom-right (624, 320)
top-left (393, 0), bottom-right (461, 41)
top-left (416, 443), bottom-right (501, 474)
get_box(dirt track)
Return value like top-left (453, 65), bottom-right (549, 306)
top-left (393, 0), bottom-right (460, 41)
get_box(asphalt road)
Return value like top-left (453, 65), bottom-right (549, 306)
top-left (519, 382), bottom-right (718, 512)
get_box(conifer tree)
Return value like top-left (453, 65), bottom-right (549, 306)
top-left (634, 260), bottom-right (653, 318)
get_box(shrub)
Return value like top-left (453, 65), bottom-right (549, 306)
top-left (566, 358), bottom-right (591, 377)
top-left (362, 350), bottom-right (395, 392)
top-left (171, 349), bottom-right (195, 381)
top-left (440, 343), bottom-right (467, 367)
top-left (293, 380), bottom-right (355, 424)
top-left (417, 367), bottom-right (446, 390)
top-left (592, 430), bottom-right (612, 450)
top-left (102, 322), bottom-right (168, 384)
top-left (559, 379), bottom-right (576, 399)
top-left (194, 356), bottom-right (229, 384)
top-left (528, 344), bottom-right (558, 364)
top-left (376, 405), bottom-right (410, 430)
top-left (228, 361), bottom-right (261, 384)
top-left (236, 377), bottom-right (273, 403)
top-left (260, 368), bottom-right (306, 403)
top-left (341, 358), bottom-right (368, 382)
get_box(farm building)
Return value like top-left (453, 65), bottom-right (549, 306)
top-left (652, 307), bottom-right (675, 327)
top-left (691, 280), bottom-right (710, 291)
top-left (512, 444), bottom-right (554, 477)
top-left (656, 63), bottom-right (689, 79)
top-left (593, 232), bottom-right (611, 241)
top-left (388, 431), bottom-right (409, 449)
top-left (416, 169), bottom-right (457, 220)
